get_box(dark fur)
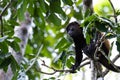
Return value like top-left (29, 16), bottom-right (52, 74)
top-left (66, 21), bottom-right (120, 73)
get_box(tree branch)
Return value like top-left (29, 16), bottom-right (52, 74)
top-left (108, 0), bottom-right (117, 23)
top-left (25, 45), bottom-right (43, 72)
top-left (37, 58), bottom-right (90, 75)
top-left (80, 61), bottom-right (90, 68)
top-left (0, 0), bottom-right (12, 36)
top-left (0, 17), bottom-right (3, 37)
top-left (37, 60), bottom-right (72, 75)
top-left (82, 57), bottom-right (89, 62)
top-left (0, 1), bottom-right (12, 17)
top-left (91, 60), bottom-right (97, 80)
top-left (94, 33), bottom-right (106, 60)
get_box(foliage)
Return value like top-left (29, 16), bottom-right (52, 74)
top-left (0, 0), bottom-right (120, 79)
top-left (94, 0), bottom-right (113, 16)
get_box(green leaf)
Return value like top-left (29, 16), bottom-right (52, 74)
top-left (42, 46), bottom-right (52, 58)
top-left (8, 19), bottom-right (19, 26)
top-left (57, 37), bottom-right (72, 51)
top-left (13, 37), bottom-right (21, 42)
top-left (0, 52), bottom-right (11, 60)
top-left (59, 11), bottom-right (67, 21)
top-left (7, 41), bottom-right (20, 52)
top-left (49, 0), bottom-right (67, 20)
top-left (60, 51), bottom-right (66, 60)
top-left (54, 51), bottom-right (66, 63)
top-left (66, 58), bottom-right (72, 68)
top-left (116, 27), bottom-right (120, 34)
top-left (50, 0), bottom-right (62, 13)
top-left (76, 0), bottom-right (82, 6)
top-left (17, 0), bottom-right (28, 21)
top-left (12, 71), bottom-right (19, 80)
top-left (69, 56), bottom-right (75, 63)
top-left (84, 9), bottom-right (92, 18)
top-left (4, 30), bottom-right (14, 37)
top-left (95, 21), bottom-right (108, 32)
top-left (48, 13), bottom-right (61, 26)
top-left (55, 37), bottom-right (67, 49)
top-left (116, 10), bottom-right (120, 15)
top-left (39, 0), bottom-right (46, 13)
top-left (0, 53), bottom-right (12, 72)
top-left (81, 14), bottom-right (97, 27)
top-left (0, 36), bottom-right (8, 42)
top-left (25, 44), bottom-right (33, 54)
top-left (28, 1), bottom-right (34, 16)
top-left (99, 17), bottom-right (114, 28)
top-left (0, 42), bottom-right (8, 54)
top-left (74, 9), bottom-right (83, 20)
top-left (51, 60), bottom-right (62, 69)
top-left (62, 0), bottom-right (73, 6)
top-left (10, 55), bottom-right (19, 74)
top-left (56, 33), bottom-right (64, 39)
top-left (34, 6), bottom-right (45, 29)
top-left (50, 77), bottom-right (55, 80)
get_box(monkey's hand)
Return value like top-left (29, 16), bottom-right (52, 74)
top-left (70, 50), bottom-right (83, 73)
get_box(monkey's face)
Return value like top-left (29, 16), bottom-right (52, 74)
top-left (66, 22), bottom-right (82, 38)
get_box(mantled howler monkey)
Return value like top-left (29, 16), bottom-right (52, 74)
top-left (66, 21), bottom-right (120, 73)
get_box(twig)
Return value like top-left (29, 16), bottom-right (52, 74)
top-left (25, 45), bottom-right (43, 72)
top-left (80, 61), bottom-right (90, 68)
top-left (0, 0), bottom-right (12, 36)
top-left (82, 57), bottom-right (89, 62)
top-left (108, 0), bottom-right (117, 23)
top-left (112, 54), bottom-right (120, 62)
top-left (38, 59), bottom-right (90, 75)
top-left (103, 54), bottom-right (120, 77)
top-left (38, 69), bottom-right (56, 75)
top-left (38, 60), bottom-right (72, 75)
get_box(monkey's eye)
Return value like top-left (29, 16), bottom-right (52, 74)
top-left (70, 28), bottom-right (74, 31)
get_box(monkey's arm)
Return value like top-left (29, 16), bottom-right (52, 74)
top-left (70, 48), bottom-right (83, 73)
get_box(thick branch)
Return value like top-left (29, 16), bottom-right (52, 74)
top-left (80, 61), bottom-right (90, 68)
top-left (103, 54), bottom-right (120, 77)
top-left (82, 57), bottom-right (89, 62)
top-left (91, 60), bottom-right (97, 80)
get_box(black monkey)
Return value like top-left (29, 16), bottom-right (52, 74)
top-left (66, 21), bottom-right (120, 73)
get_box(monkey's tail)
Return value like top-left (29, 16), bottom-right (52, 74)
top-left (99, 54), bottom-right (120, 72)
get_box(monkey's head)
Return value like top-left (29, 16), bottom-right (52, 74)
top-left (66, 22), bottom-right (83, 38)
